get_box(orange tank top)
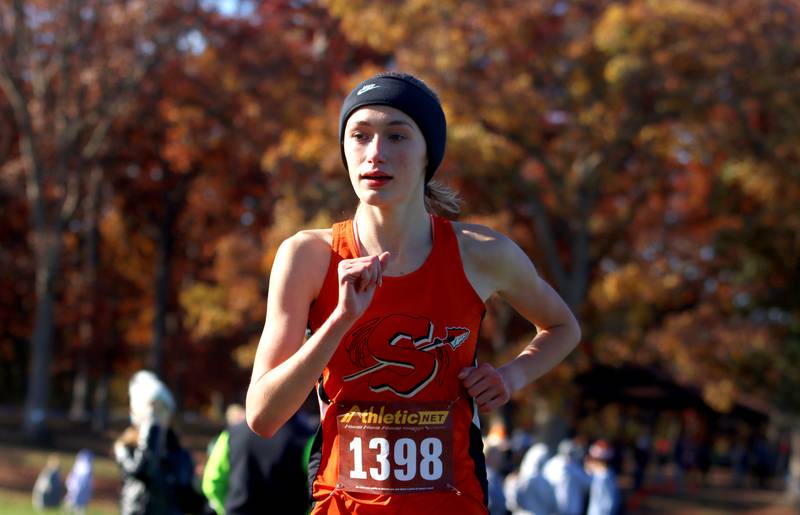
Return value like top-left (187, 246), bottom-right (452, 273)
top-left (307, 215), bottom-right (488, 515)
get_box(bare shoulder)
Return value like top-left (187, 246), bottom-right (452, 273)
top-left (279, 228), bottom-right (332, 257)
top-left (272, 228), bottom-right (333, 297)
top-left (452, 222), bottom-right (534, 300)
top-left (452, 222), bottom-right (519, 268)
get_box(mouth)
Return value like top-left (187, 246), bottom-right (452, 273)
top-left (360, 172), bottom-right (393, 185)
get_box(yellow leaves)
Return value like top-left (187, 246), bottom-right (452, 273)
top-left (594, 4), bottom-right (633, 54)
top-left (646, 0), bottom-right (728, 30)
top-left (569, 72), bottom-right (592, 99)
top-left (324, 0), bottom-right (463, 53)
top-left (323, 0), bottom-right (412, 52)
top-left (722, 159), bottom-right (778, 203)
top-left (233, 335), bottom-right (261, 369)
top-left (703, 378), bottom-right (736, 413)
top-left (591, 265), bottom-right (636, 309)
top-left (590, 262), bottom-right (683, 310)
top-left (182, 233), bottom-right (265, 340)
top-left (604, 54), bottom-right (645, 85)
top-left (447, 122), bottom-right (522, 173)
top-left (180, 283), bottom-right (241, 340)
top-left (261, 192), bottom-right (334, 273)
top-left (262, 114), bottom-right (337, 174)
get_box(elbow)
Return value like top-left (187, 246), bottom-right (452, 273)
top-left (246, 411), bottom-right (278, 439)
top-left (245, 403), bottom-right (279, 439)
top-left (572, 321), bottom-right (582, 349)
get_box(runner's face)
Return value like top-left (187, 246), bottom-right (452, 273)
top-left (343, 106), bottom-right (427, 208)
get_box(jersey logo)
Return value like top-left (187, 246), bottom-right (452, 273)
top-left (343, 315), bottom-right (470, 398)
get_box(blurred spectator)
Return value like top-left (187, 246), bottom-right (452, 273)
top-left (694, 436), bottom-right (712, 487)
top-left (673, 431), bottom-right (695, 492)
top-left (65, 449), bottom-right (93, 514)
top-left (222, 412), bottom-right (314, 515)
top-left (32, 454), bottom-right (63, 511)
top-left (486, 441), bottom-right (509, 515)
top-left (543, 439), bottom-right (591, 515)
top-left (752, 431), bottom-right (774, 488)
top-left (653, 435), bottom-right (672, 489)
top-left (731, 436), bottom-right (749, 488)
top-left (114, 370), bottom-right (207, 515)
top-left (202, 404), bottom-right (246, 514)
top-left (505, 442), bottom-right (557, 515)
top-left (585, 440), bottom-right (621, 515)
top-left (632, 433), bottom-right (651, 491)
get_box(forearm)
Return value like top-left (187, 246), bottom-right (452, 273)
top-left (498, 323), bottom-right (581, 393)
top-left (246, 308), bottom-right (355, 437)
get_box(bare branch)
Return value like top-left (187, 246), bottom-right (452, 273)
top-left (523, 191), bottom-right (568, 295)
top-left (59, 168), bottom-right (81, 223)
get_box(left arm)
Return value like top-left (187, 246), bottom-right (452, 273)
top-left (457, 225), bottom-right (581, 412)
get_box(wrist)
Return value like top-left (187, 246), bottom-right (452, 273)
top-left (497, 363), bottom-right (519, 394)
top-left (330, 304), bottom-right (359, 328)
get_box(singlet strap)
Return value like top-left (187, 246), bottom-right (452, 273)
top-left (331, 220), bottom-right (359, 260)
top-left (429, 215), bottom-right (458, 266)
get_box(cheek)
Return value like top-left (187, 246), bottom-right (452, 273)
top-left (392, 143), bottom-right (426, 172)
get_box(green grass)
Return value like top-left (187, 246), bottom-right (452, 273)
top-left (0, 445), bottom-right (119, 481)
top-left (0, 489), bottom-right (117, 515)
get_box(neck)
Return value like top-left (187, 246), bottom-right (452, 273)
top-left (354, 200), bottom-right (431, 266)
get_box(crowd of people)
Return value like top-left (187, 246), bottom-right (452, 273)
top-left (487, 437), bottom-right (622, 515)
top-left (29, 368), bottom-right (792, 515)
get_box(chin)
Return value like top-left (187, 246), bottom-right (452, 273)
top-left (357, 189), bottom-right (396, 207)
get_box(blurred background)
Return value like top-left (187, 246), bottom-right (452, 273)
top-left (1, 0), bottom-right (799, 513)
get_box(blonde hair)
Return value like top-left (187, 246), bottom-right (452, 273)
top-left (424, 180), bottom-right (462, 219)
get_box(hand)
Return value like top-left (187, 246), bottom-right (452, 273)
top-left (130, 401), bottom-right (155, 428)
top-left (458, 363), bottom-right (511, 412)
top-left (336, 252), bottom-right (390, 321)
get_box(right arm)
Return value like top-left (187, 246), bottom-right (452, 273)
top-left (246, 231), bottom-right (388, 438)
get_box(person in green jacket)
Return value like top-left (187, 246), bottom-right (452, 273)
top-left (202, 407), bottom-right (315, 515)
top-left (202, 404), bottom-right (245, 515)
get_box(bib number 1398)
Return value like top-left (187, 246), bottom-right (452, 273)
top-left (348, 436), bottom-right (443, 481)
top-left (336, 401), bottom-right (453, 493)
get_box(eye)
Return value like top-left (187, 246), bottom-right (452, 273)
top-left (388, 133), bottom-right (406, 142)
top-left (350, 131), bottom-right (368, 142)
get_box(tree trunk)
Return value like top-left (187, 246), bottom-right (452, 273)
top-left (69, 168), bottom-right (102, 421)
top-left (23, 238), bottom-right (62, 444)
top-left (68, 362), bottom-right (90, 421)
top-left (149, 188), bottom-right (176, 376)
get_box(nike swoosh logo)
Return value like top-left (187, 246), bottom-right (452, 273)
top-left (357, 84), bottom-right (380, 95)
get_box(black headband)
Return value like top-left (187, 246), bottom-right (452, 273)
top-left (339, 73), bottom-right (446, 183)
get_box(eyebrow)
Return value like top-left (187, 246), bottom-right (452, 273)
top-left (350, 120), bottom-right (414, 128)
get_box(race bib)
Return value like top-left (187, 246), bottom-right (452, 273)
top-left (336, 401), bottom-right (454, 494)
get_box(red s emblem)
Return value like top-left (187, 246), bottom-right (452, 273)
top-left (343, 315), bottom-right (470, 397)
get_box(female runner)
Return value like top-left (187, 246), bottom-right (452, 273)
top-left (246, 71), bottom-right (581, 514)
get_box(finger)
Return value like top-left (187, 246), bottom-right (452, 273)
top-left (475, 391), bottom-right (500, 408)
top-left (460, 366), bottom-right (492, 389)
top-left (363, 257), bottom-right (382, 291)
top-left (378, 251), bottom-right (391, 270)
top-left (477, 394), bottom-right (506, 412)
top-left (359, 265), bottom-right (373, 292)
top-left (466, 376), bottom-right (495, 399)
top-left (458, 367), bottom-right (474, 381)
top-left (370, 255), bottom-right (384, 287)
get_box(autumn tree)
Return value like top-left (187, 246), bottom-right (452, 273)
top-left (0, 0), bottom-right (204, 441)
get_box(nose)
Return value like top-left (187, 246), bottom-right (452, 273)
top-left (366, 134), bottom-right (385, 164)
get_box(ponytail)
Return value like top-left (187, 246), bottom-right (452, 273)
top-left (424, 180), bottom-right (462, 219)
